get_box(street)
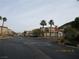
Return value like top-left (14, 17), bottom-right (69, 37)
top-left (0, 36), bottom-right (79, 59)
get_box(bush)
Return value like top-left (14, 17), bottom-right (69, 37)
top-left (64, 27), bottom-right (78, 45)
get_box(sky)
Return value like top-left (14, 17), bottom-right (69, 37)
top-left (0, 0), bottom-right (79, 32)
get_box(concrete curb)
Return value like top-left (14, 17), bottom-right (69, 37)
top-left (65, 45), bottom-right (79, 49)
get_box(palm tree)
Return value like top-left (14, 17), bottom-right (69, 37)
top-left (23, 31), bottom-right (27, 37)
top-left (0, 16), bottom-right (2, 35)
top-left (2, 17), bottom-right (7, 26)
top-left (0, 16), bottom-right (2, 20)
top-left (40, 20), bottom-right (47, 37)
top-left (49, 20), bottom-right (54, 37)
top-left (1, 17), bottom-right (7, 35)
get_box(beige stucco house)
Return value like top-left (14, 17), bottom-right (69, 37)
top-left (41, 26), bottom-right (64, 38)
top-left (0, 26), bottom-right (16, 36)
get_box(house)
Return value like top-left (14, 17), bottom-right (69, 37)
top-left (22, 31), bottom-right (33, 37)
top-left (8, 29), bottom-right (16, 36)
top-left (40, 26), bottom-right (64, 38)
top-left (0, 26), bottom-right (8, 36)
top-left (0, 26), bottom-right (16, 36)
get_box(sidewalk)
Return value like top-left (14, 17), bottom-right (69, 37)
top-left (65, 45), bottom-right (79, 49)
top-left (0, 36), bottom-right (13, 39)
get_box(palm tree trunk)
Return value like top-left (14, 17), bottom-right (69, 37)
top-left (50, 25), bottom-right (52, 37)
top-left (42, 26), bottom-right (44, 37)
top-left (1, 21), bottom-right (4, 36)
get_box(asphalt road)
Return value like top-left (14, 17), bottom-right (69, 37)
top-left (0, 36), bottom-right (79, 59)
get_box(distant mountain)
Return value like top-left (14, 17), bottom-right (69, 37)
top-left (59, 18), bottom-right (79, 30)
top-left (59, 21), bottom-right (74, 29)
top-left (59, 17), bottom-right (79, 46)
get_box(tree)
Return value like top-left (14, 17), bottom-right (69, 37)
top-left (75, 17), bottom-right (79, 29)
top-left (40, 20), bottom-right (47, 28)
top-left (77, 0), bottom-right (79, 1)
top-left (64, 27), bottom-right (77, 46)
top-left (71, 17), bottom-right (79, 30)
top-left (23, 31), bottom-right (27, 37)
top-left (2, 17), bottom-right (7, 26)
top-left (0, 16), bottom-right (2, 35)
top-left (0, 16), bottom-right (2, 20)
top-left (32, 29), bottom-right (42, 37)
top-left (49, 20), bottom-right (54, 37)
top-left (1, 17), bottom-right (7, 36)
top-left (40, 20), bottom-right (47, 36)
